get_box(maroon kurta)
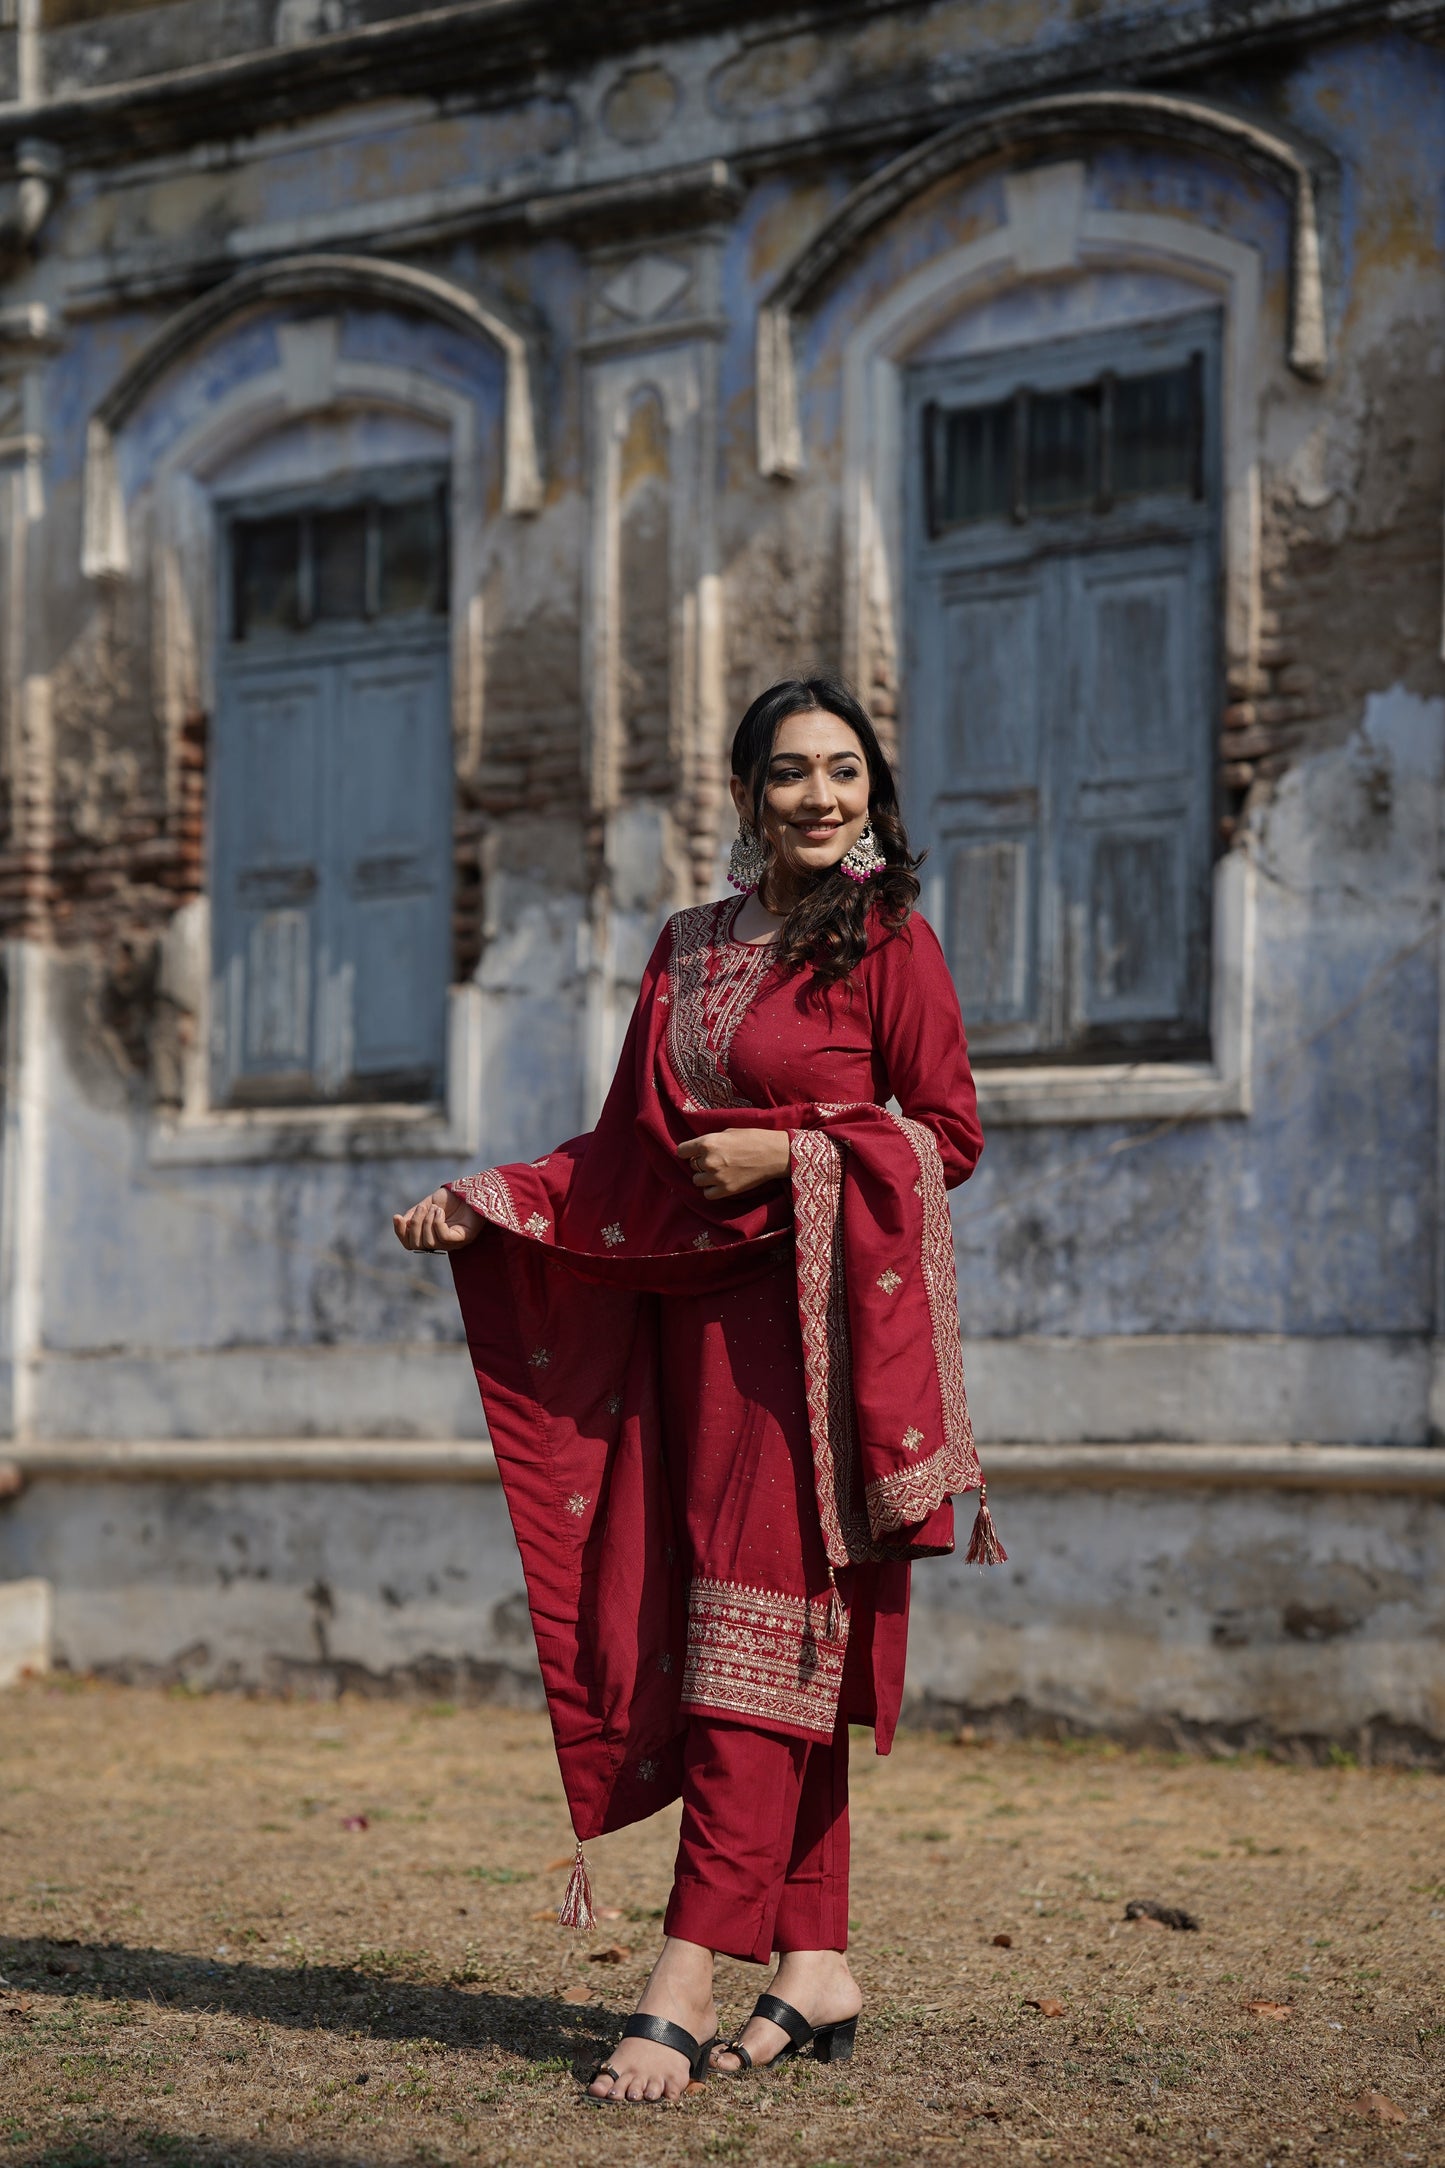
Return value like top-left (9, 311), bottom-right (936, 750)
top-left (448, 898), bottom-right (988, 1842)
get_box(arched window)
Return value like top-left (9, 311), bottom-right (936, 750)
top-left (214, 467), bottom-right (452, 1105)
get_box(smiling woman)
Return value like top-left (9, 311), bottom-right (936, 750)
top-left (391, 673), bottom-right (999, 2103)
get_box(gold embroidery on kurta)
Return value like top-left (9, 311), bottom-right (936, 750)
top-left (682, 1575), bottom-right (848, 1737)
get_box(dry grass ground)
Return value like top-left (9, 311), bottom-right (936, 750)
top-left (0, 1681), bottom-right (1441, 2168)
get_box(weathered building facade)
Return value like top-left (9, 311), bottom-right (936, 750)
top-left (0, 0), bottom-right (1442, 1751)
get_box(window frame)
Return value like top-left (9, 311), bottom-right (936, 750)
top-left (905, 307), bottom-right (1224, 1072)
top-left (208, 465), bottom-right (456, 1116)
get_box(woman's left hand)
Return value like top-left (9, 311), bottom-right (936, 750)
top-left (676, 1129), bottom-right (791, 1200)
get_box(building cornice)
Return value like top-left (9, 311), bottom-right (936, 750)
top-left (0, 0), bottom-right (1440, 173)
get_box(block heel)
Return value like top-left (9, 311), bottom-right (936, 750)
top-left (811, 2015), bottom-right (856, 2064)
top-left (714, 1994), bottom-right (861, 2074)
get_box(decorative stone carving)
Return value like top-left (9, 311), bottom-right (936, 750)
top-left (601, 63), bottom-right (681, 147)
top-left (599, 254), bottom-right (693, 325)
top-left (82, 253), bottom-right (543, 579)
top-left (757, 88), bottom-right (1334, 478)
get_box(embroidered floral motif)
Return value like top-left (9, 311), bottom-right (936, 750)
top-left (565, 1492), bottom-right (589, 1517)
top-left (683, 1576), bottom-right (848, 1737)
top-left (665, 900), bottom-right (775, 1110)
top-left (692, 1232), bottom-right (714, 1251)
top-left (877, 1268), bottom-right (902, 1294)
top-left (601, 1223), bottom-right (625, 1248)
top-left (450, 1169), bottom-right (523, 1231)
top-left (523, 1213), bottom-right (550, 1238)
top-left (901, 1425), bottom-right (924, 1454)
top-left (656, 1652), bottom-right (675, 1675)
top-left (637, 1758), bottom-right (660, 1783)
top-left (528, 1347), bottom-right (552, 1371)
top-left (605, 1393), bottom-right (622, 1416)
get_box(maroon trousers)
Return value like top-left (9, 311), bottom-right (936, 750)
top-left (663, 1714), bottom-right (850, 1964)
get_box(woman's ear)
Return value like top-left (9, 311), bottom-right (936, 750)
top-left (728, 773), bottom-right (753, 824)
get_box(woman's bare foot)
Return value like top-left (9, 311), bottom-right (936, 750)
top-left (711, 1949), bottom-right (862, 2072)
top-left (586, 1937), bottom-right (719, 2104)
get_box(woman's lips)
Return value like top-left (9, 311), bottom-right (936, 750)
top-left (793, 823), bottom-right (841, 839)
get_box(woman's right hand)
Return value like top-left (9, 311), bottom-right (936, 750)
top-left (392, 1187), bottom-right (483, 1252)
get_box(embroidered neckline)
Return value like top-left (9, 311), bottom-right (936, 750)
top-left (665, 901), bottom-right (776, 1112)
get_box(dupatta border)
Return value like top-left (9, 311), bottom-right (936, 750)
top-left (452, 1167), bottom-right (525, 1232)
top-left (790, 1124), bottom-right (880, 1568)
top-left (863, 1111), bottom-right (982, 1535)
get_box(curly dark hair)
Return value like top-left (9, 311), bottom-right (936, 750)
top-left (731, 674), bottom-right (921, 989)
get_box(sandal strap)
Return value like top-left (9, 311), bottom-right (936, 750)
top-left (752, 1993), bottom-right (815, 2051)
top-left (719, 2038), bottom-right (753, 2070)
top-left (620, 2014), bottom-right (701, 2065)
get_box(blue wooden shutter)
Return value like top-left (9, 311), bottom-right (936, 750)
top-left (329, 646), bottom-right (451, 1098)
top-left (919, 563), bottom-right (1053, 1055)
top-left (212, 662), bottom-right (326, 1102)
top-left (1063, 540), bottom-right (1212, 1046)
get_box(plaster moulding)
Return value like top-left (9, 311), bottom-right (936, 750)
top-left (757, 86), bottom-right (1331, 480)
top-left (81, 253), bottom-right (543, 583)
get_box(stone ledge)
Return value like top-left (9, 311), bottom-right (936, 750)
top-left (5, 1439), bottom-right (1442, 1493)
top-left (983, 1442), bottom-right (1445, 1492)
top-left (8, 1440), bottom-right (501, 1482)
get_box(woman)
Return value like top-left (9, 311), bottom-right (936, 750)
top-left (393, 675), bottom-right (1000, 2103)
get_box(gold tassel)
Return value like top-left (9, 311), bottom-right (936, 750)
top-left (556, 1840), bottom-right (595, 1932)
top-left (826, 1570), bottom-right (845, 1642)
top-left (965, 1483), bottom-right (1007, 1566)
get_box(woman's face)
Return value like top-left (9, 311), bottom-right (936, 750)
top-left (731, 707), bottom-right (872, 886)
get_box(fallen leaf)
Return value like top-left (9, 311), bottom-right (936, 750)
top-left (559, 1984), bottom-right (592, 2005)
top-left (596, 1906), bottom-right (625, 1922)
top-left (530, 1907), bottom-right (560, 1923)
top-left (685, 2078), bottom-right (707, 2096)
top-left (341, 1815), bottom-right (369, 1833)
top-left (1022, 1997), bottom-right (1066, 2018)
top-left (544, 1855), bottom-right (576, 1872)
top-left (991, 1932), bottom-right (1013, 1948)
top-left (1125, 1899), bottom-right (1200, 1931)
top-left (587, 1944), bottom-right (632, 1965)
top-left (1242, 2000), bottom-right (1292, 2020)
top-left (1128, 1913), bottom-right (1168, 1933)
top-left (1342, 2092), bottom-right (1408, 2123)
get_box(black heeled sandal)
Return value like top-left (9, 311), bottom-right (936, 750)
top-left (714, 1992), bottom-right (858, 2073)
top-left (589, 2013), bottom-right (718, 2100)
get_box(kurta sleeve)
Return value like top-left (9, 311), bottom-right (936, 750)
top-left (867, 912), bottom-right (983, 1188)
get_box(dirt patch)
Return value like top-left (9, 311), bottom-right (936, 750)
top-left (0, 1680), bottom-right (1440, 2165)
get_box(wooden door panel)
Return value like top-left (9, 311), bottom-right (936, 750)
top-left (335, 650), bottom-right (451, 1091)
top-left (917, 563), bottom-right (1052, 1054)
top-left (1079, 824), bottom-right (1188, 1023)
top-left (940, 581), bottom-right (1042, 786)
top-left (943, 831), bottom-right (1035, 1028)
top-left (212, 665), bottom-right (327, 1101)
top-left (1077, 555), bottom-right (1195, 784)
top-left (1064, 541), bottom-right (1212, 1045)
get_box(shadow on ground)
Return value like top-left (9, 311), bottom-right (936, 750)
top-left (0, 1932), bottom-right (615, 2070)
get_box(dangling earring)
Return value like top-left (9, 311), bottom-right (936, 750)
top-left (840, 821), bottom-right (886, 883)
top-left (727, 821), bottom-right (769, 894)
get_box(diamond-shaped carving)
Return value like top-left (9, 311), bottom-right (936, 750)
top-left (599, 253), bottom-right (692, 324)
